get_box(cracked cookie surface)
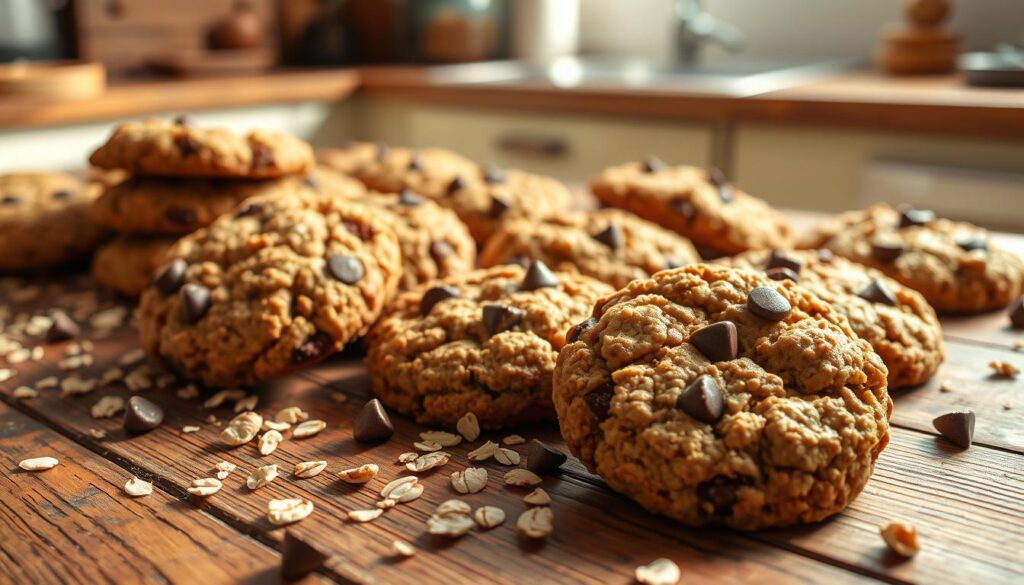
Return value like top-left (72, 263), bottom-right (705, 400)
top-left (590, 161), bottom-right (791, 255)
top-left (90, 118), bottom-right (315, 178)
top-left (367, 263), bottom-right (613, 429)
top-left (91, 235), bottom-right (177, 297)
top-left (803, 204), bottom-right (1024, 312)
top-left (480, 208), bottom-right (701, 289)
top-left (552, 263), bottom-right (891, 529)
top-left (721, 249), bottom-right (943, 389)
top-left (0, 172), bottom-right (109, 270)
top-left (139, 192), bottom-right (402, 387)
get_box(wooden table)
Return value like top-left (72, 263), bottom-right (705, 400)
top-left (1, 225), bottom-right (1022, 585)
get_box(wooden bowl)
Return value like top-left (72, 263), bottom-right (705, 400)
top-left (0, 60), bottom-right (106, 99)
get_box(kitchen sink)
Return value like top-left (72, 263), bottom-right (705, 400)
top-left (425, 57), bottom-right (858, 97)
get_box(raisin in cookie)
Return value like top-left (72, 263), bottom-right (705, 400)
top-left (91, 167), bottom-right (365, 235)
top-left (803, 204), bottom-right (1024, 312)
top-left (353, 190), bottom-right (475, 291)
top-left (367, 262), bottom-right (613, 429)
top-left (92, 235), bottom-right (177, 297)
top-left (139, 192), bottom-right (402, 387)
top-left (553, 264), bottom-right (891, 530)
top-left (90, 118), bottom-right (315, 178)
top-left (0, 172), bottom-right (109, 270)
top-left (721, 249), bottom-right (943, 389)
top-left (590, 160), bottom-right (792, 255)
top-left (480, 209), bottom-right (701, 289)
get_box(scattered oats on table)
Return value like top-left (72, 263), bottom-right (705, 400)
top-left (221, 411), bottom-right (262, 446)
top-left (635, 558), bottom-right (681, 585)
top-left (274, 406), bottom-right (309, 424)
top-left (247, 464), bottom-right (279, 490)
top-left (258, 430), bottom-right (283, 455)
top-left (880, 521), bottom-right (920, 557)
top-left (292, 419), bottom-right (326, 439)
top-left (124, 366), bottom-right (153, 392)
top-left (60, 375), bottom-right (96, 397)
top-left (516, 507), bottom-right (553, 538)
top-left (90, 395), bottom-right (125, 419)
top-left (268, 498), bottom-right (314, 525)
top-left (0, 368), bottom-right (15, 383)
top-left (337, 463), bottom-right (379, 484)
top-left (36, 376), bottom-right (58, 390)
top-left (233, 394), bottom-right (259, 413)
top-left (187, 478), bottom-right (223, 496)
top-left (473, 506), bottom-right (506, 529)
top-left (414, 440), bottom-right (443, 452)
top-left (203, 388), bottom-right (246, 409)
top-left (294, 460), bottom-right (328, 479)
top-left (397, 452), bottom-right (418, 464)
top-left (118, 347), bottom-right (146, 367)
top-left (419, 430), bottom-right (462, 447)
top-left (380, 476), bottom-right (424, 503)
top-left (989, 360), bottom-right (1020, 377)
top-left (12, 386), bottom-right (36, 399)
top-left (347, 509), bottom-right (384, 523)
top-left (495, 447), bottom-right (521, 466)
top-left (502, 434), bottom-right (525, 446)
top-left (504, 469), bottom-right (542, 487)
top-left (88, 428), bottom-right (107, 440)
top-left (214, 461), bottom-right (236, 480)
top-left (456, 412), bottom-right (480, 442)
top-left (406, 451), bottom-right (451, 473)
top-left (19, 456), bottom-right (58, 471)
top-left (123, 476), bottom-right (153, 497)
top-left (939, 379), bottom-right (954, 393)
top-left (391, 540), bottom-right (415, 558)
top-left (523, 487), bottom-right (551, 506)
top-left (176, 384), bottom-right (199, 400)
top-left (182, 425), bottom-right (200, 433)
top-left (468, 440), bottom-right (499, 462)
top-left (262, 419), bottom-right (290, 432)
top-left (450, 467), bottom-right (488, 494)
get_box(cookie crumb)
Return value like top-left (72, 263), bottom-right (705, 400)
top-left (938, 379), bottom-right (954, 393)
top-left (988, 360), bottom-right (1020, 377)
top-left (880, 521), bottom-right (920, 558)
top-left (635, 558), bottom-right (681, 585)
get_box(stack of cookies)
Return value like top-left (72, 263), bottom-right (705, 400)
top-left (87, 117), bottom-right (365, 296)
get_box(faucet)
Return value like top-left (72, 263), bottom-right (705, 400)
top-left (673, 0), bottom-right (745, 64)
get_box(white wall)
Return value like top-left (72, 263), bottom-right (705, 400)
top-left (580, 0), bottom-right (1023, 60)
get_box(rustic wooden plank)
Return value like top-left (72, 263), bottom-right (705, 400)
top-left (0, 401), bottom-right (304, 585)
top-left (940, 312), bottom-right (1023, 352)
top-left (0, 334), bottom-right (881, 585)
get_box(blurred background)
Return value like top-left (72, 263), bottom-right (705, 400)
top-left (1, 0), bottom-right (1023, 229)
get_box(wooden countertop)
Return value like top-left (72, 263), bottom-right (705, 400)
top-left (0, 65), bottom-right (1022, 139)
top-left (1, 212), bottom-right (1022, 584)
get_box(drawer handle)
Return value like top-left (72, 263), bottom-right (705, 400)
top-left (496, 134), bottom-right (569, 159)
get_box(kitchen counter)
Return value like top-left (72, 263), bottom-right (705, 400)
top-left (0, 65), bottom-right (1022, 139)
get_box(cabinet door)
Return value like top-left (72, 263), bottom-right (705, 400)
top-left (356, 99), bottom-right (714, 181)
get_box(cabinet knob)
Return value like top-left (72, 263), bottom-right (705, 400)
top-left (496, 134), bottom-right (568, 159)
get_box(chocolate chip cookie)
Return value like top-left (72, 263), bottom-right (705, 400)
top-left (91, 235), bottom-right (177, 297)
top-left (367, 262), bottom-right (614, 429)
top-left (353, 190), bottom-right (476, 291)
top-left (320, 143), bottom-right (480, 196)
top-left (803, 204), bottom-right (1024, 312)
top-left (91, 167), bottom-right (365, 235)
top-left (590, 160), bottom-right (792, 255)
top-left (553, 263), bottom-right (892, 530)
top-left (139, 192), bottom-right (402, 387)
top-left (90, 118), bottom-right (315, 178)
top-left (0, 172), bottom-right (109, 270)
top-left (721, 249), bottom-right (943, 389)
top-left (479, 209), bottom-right (701, 289)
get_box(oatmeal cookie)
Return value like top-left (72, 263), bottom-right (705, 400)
top-left (0, 172), bottom-right (109, 270)
top-left (89, 118), bottom-right (315, 178)
top-left (479, 208), bottom-right (701, 289)
top-left (553, 263), bottom-right (891, 529)
top-left (590, 160), bottom-right (792, 255)
top-left (319, 143), bottom-right (479, 196)
top-left (138, 192), bottom-right (402, 387)
top-left (721, 249), bottom-right (943, 388)
top-left (803, 203), bottom-right (1024, 312)
top-left (367, 262), bottom-right (614, 429)
top-left (91, 235), bottom-right (177, 297)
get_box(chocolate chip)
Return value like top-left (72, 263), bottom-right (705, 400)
top-left (707, 168), bottom-right (733, 203)
top-left (689, 321), bottom-right (738, 363)
top-left (175, 134), bottom-right (200, 157)
top-left (124, 396), bottom-right (164, 434)
top-left (179, 283), bottom-right (211, 323)
top-left (767, 249), bottom-right (801, 273)
top-left (642, 156), bottom-right (667, 173)
top-left (251, 144), bottom-right (275, 168)
top-left (235, 201), bottom-right (265, 218)
top-left (482, 304), bottom-right (525, 336)
top-left (956, 235), bottom-right (988, 252)
top-left (45, 311), bottom-right (80, 343)
top-left (327, 254), bottom-right (364, 285)
top-left (484, 166), bottom-right (505, 184)
top-left (342, 220), bottom-right (375, 241)
top-left (766, 267), bottom-right (799, 282)
top-left (677, 375), bottom-right (725, 423)
top-left (696, 475), bottom-right (749, 517)
top-left (1, 195), bottom-right (21, 205)
top-left (375, 144), bottom-right (389, 162)
top-left (1008, 295), bottom-right (1024, 329)
top-left (898, 206), bottom-right (935, 228)
top-left (303, 174), bottom-right (319, 189)
top-left (817, 248), bottom-right (834, 263)
top-left (932, 410), bottom-right (975, 448)
top-left (165, 206), bottom-right (197, 226)
top-left (857, 279), bottom-right (898, 306)
top-left (446, 176), bottom-right (466, 195)
top-left (872, 242), bottom-right (905, 263)
top-left (747, 287), bottom-right (791, 321)
top-left (521, 260), bottom-right (559, 291)
top-left (354, 398), bottom-right (393, 442)
top-left (526, 439), bottom-right (568, 475)
top-left (51, 190), bottom-right (73, 200)
top-left (584, 383), bottom-right (614, 420)
top-left (172, 114), bottom-right (192, 126)
top-left (408, 151), bottom-right (423, 171)
top-left (152, 258), bottom-right (187, 294)
top-left (567, 317), bottom-right (597, 343)
top-left (398, 188), bottom-right (423, 206)
top-left (292, 332), bottom-right (332, 363)
top-left (592, 224), bottom-right (623, 250)
top-left (429, 240), bottom-right (454, 264)
top-left (489, 196), bottom-right (511, 218)
top-left (669, 198), bottom-right (696, 221)
top-left (420, 285), bottom-right (460, 316)
top-left (281, 531), bottom-right (329, 579)
top-left (664, 258), bottom-right (687, 270)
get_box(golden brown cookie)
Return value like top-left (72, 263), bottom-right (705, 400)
top-left (367, 262), bottom-right (614, 429)
top-left (803, 204), bottom-right (1024, 312)
top-left (90, 118), bottom-right (315, 178)
top-left (480, 208), bottom-right (701, 289)
top-left (91, 235), bottom-right (177, 297)
top-left (590, 160), bottom-right (792, 255)
top-left (553, 264), bottom-right (891, 529)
